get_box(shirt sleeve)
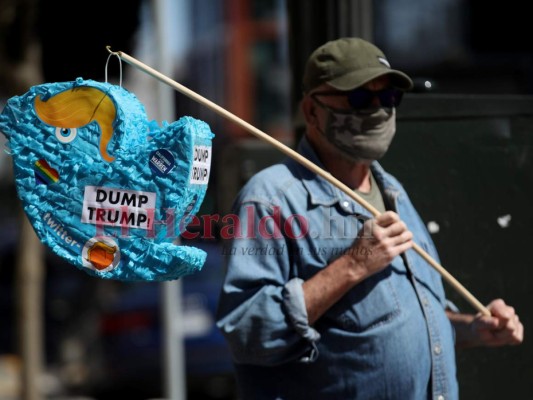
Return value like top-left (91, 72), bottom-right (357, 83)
top-left (216, 199), bottom-right (320, 366)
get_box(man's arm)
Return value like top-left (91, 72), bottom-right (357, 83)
top-left (303, 211), bottom-right (413, 325)
top-left (446, 298), bottom-right (524, 349)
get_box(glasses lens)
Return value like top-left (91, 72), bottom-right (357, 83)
top-left (347, 88), bottom-right (403, 109)
top-left (377, 88), bottom-right (403, 108)
top-left (347, 89), bottom-right (374, 109)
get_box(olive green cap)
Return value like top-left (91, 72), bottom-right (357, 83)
top-left (302, 37), bottom-right (413, 92)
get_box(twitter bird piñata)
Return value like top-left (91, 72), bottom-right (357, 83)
top-left (0, 78), bottom-right (214, 281)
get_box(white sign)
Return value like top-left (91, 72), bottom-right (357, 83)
top-left (81, 186), bottom-right (157, 230)
top-left (190, 145), bottom-right (211, 185)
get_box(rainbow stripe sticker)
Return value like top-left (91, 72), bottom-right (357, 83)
top-left (34, 159), bottom-right (59, 185)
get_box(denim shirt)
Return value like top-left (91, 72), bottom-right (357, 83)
top-left (216, 136), bottom-right (458, 400)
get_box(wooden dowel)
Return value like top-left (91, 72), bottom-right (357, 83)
top-left (107, 47), bottom-right (491, 317)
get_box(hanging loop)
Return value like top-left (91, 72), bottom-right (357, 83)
top-left (105, 46), bottom-right (123, 87)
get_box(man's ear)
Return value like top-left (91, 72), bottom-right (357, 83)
top-left (301, 95), bottom-right (317, 125)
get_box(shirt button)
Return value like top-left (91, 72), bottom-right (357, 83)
top-left (422, 298), bottom-right (429, 306)
top-left (434, 345), bottom-right (442, 355)
top-left (342, 201), bottom-right (350, 208)
top-left (436, 395), bottom-right (445, 400)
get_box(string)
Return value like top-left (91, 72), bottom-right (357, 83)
top-left (104, 48), bottom-right (123, 87)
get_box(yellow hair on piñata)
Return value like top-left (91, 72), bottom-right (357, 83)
top-left (34, 86), bottom-right (117, 162)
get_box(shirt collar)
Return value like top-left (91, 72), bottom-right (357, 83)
top-left (294, 136), bottom-right (348, 207)
top-left (292, 135), bottom-right (401, 209)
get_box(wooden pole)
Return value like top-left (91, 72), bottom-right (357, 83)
top-left (16, 213), bottom-right (45, 400)
top-left (107, 47), bottom-right (491, 317)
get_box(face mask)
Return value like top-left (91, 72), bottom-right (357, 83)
top-left (318, 105), bottom-right (396, 162)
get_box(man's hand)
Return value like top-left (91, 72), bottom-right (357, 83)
top-left (346, 211), bottom-right (414, 278)
top-left (471, 299), bottom-right (524, 347)
top-left (448, 299), bottom-right (524, 348)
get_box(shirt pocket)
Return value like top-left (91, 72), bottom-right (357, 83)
top-left (325, 267), bottom-right (401, 333)
top-left (410, 242), bottom-right (447, 308)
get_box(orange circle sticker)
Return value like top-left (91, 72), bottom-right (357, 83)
top-left (82, 236), bottom-right (121, 272)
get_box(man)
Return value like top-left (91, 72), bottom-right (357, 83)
top-left (216, 37), bottom-right (523, 400)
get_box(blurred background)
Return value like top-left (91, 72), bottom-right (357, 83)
top-left (1, 0), bottom-right (532, 399)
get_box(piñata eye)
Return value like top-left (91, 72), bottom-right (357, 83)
top-left (55, 127), bottom-right (77, 143)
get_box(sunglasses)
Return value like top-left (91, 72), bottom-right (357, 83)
top-left (313, 87), bottom-right (404, 109)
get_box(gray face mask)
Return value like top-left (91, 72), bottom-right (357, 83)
top-left (319, 106), bottom-right (396, 162)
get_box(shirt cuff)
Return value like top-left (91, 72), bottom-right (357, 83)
top-left (282, 278), bottom-right (321, 343)
top-left (445, 299), bottom-right (460, 313)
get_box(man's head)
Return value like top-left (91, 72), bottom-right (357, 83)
top-left (301, 38), bottom-right (413, 164)
top-left (302, 37), bottom-right (413, 93)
